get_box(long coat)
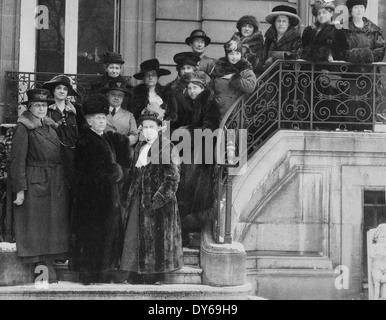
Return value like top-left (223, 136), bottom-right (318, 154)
top-left (9, 111), bottom-right (69, 259)
top-left (70, 128), bottom-right (132, 274)
top-left (105, 107), bottom-right (139, 146)
top-left (198, 55), bottom-right (216, 76)
top-left (347, 17), bottom-right (386, 73)
top-left (211, 58), bottom-right (257, 118)
top-left (263, 25), bottom-right (302, 65)
top-left (231, 31), bottom-right (265, 75)
top-left (121, 137), bottom-right (183, 274)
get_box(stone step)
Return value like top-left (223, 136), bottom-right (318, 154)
top-left (0, 282), bottom-right (253, 300)
top-left (183, 248), bottom-right (200, 266)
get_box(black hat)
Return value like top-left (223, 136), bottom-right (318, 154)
top-left (186, 71), bottom-right (211, 88)
top-left (101, 80), bottom-right (131, 95)
top-left (346, 0), bottom-right (367, 11)
top-left (42, 75), bottom-right (79, 97)
top-left (312, 0), bottom-right (336, 16)
top-left (173, 52), bottom-right (201, 67)
top-left (185, 30), bottom-right (211, 47)
top-left (236, 15), bottom-right (259, 33)
top-left (103, 51), bottom-right (125, 65)
top-left (265, 5), bottom-right (301, 26)
top-left (21, 89), bottom-right (55, 106)
top-left (133, 59), bottom-right (171, 80)
top-left (82, 94), bottom-right (110, 116)
top-left (138, 109), bottom-right (163, 126)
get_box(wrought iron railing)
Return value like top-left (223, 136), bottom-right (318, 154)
top-left (214, 60), bottom-right (386, 244)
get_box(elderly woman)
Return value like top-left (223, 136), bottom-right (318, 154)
top-left (9, 89), bottom-right (69, 284)
top-left (120, 109), bottom-right (182, 284)
top-left (231, 15), bottom-right (265, 75)
top-left (263, 5), bottom-right (302, 69)
top-left (132, 59), bottom-right (171, 122)
top-left (211, 39), bottom-right (257, 118)
top-left (70, 94), bottom-right (132, 285)
top-left (43, 75), bottom-right (79, 189)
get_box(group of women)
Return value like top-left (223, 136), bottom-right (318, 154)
top-left (7, 0), bottom-right (386, 286)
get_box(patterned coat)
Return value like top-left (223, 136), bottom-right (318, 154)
top-left (121, 137), bottom-right (183, 274)
top-left (9, 111), bottom-right (69, 259)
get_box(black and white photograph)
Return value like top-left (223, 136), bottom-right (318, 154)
top-left (0, 0), bottom-right (386, 302)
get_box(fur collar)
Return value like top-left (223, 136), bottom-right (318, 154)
top-left (133, 83), bottom-right (168, 101)
top-left (349, 17), bottom-right (382, 34)
top-left (212, 58), bottom-right (252, 78)
top-left (18, 111), bottom-right (58, 130)
top-left (192, 89), bottom-right (213, 107)
top-left (264, 25), bottom-right (301, 43)
top-left (232, 31), bottom-right (263, 47)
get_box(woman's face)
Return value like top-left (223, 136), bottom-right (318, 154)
top-left (351, 5), bottom-right (366, 19)
top-left (87, 113), bottom-right (107, 134)
top-left (105, 63), bottom-right (122, 78)
top-left (317, 8), bottom-right (334, 24)
top-left (241, 23), bottom-right (254, 38)
top-left (275, 15), bottom-right (290, 36)
top-left (227, 51), bottom-right (242, 65)
top-left (144, 70), bottom-right (159, 88)
top-left (179, 65), bottom-right (196, 78)
top-left (142, 120), bottom-right (161, 143)
top-left (54, 84), bottom-right (68, 101)
top-left (187, 82), bottom-right (205, 100)
top-left (29, 102), bottom-right (48, 119)
top-left (107, 90), bottom-right (125, 108)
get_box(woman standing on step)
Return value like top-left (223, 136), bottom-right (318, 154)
top-left (9, 89), bottom-right (70, 284)
top-left (120, 109), bottom-right (183, 284)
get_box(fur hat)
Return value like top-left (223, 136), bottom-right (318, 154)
top-left (185, 30), bottom-right (211, 47)
top-left (82, 94), bottom-right (110, 116)
top-left (173, 52), bottom-right (200, 68)
top-left (103, 51), bottom-right (125, 65)
top-left (265, 5), bottom-right (301, 27)
top-left (224, 40), bottom-right (243, 55)
top-left (236, 15), bottom-right (259, 33)
top-left (21, 89), bottom-right (55, 106)
top-left (43, 75), bottom-right (79, 97)
top-left (133, 59), bottom-right (171, 80)
top-left (346, 0), bottom-right (367, 11)
top-left (138, 109), bottom-right (163, 126)
top-left (312, 0), bottom-right (336, 16)
top-left (186, 71), bottom-right (211, 88)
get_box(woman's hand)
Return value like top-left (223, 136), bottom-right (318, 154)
top-left (14, 191), bottom-right (25, 206)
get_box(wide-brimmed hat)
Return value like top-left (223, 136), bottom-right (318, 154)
top-left (236, 15), bottom-right (259, 33)
top-left (82, 94), bottom-right (110, 116)
top-left (186, 71), bottom-right (211, 88)
top-left (102, 51), bottom-right (125, 65)
top-left (312, 0), bottom-right (336, 16)
top-left (133, 59), bottom-right (171, 80)
top-left (346, 0), bottom-right (367, 11)
top-left (21, 89), bottom-right (55, 106)
top-left (265, 5), bottom-right (301, 26)
top-left (138, 109), bottom-right (163, 126)
top-left (173, 52), bottom-right (201, 67)
top-left (185, 30), bottom-right (211, 47)
top-left (101, 80), bottom-right (131, 95)
top-left (42, 75), bottom-right (79, 97)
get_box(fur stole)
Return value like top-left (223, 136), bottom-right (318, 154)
top-left (232, 31), bottom-right (264, 50)
top-left (212, 58), bottom-right (252, 78)
top-left (18, 111), bottom-right (59, 130)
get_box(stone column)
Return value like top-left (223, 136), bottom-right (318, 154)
top-left (0, 0), bottom-right (21, 124)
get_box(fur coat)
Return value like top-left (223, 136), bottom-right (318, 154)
top-left (211, 57), bottom-right (257, 117)
top-left (302, 23), bottom-right (349, 63)
top-left (120, 137), bottom-right (183, 274)
top-left (231, 31), bottom-right (265, 75)
top-left (132, 83), bottom-right (170, 121)
top-left (70, 128), bottom-right (132, 275)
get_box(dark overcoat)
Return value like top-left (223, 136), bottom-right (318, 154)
top-left (9, 111), bottom-right (69, 259)
top-left (70, 128), bottom-right (132, 274)
top-left (121, 137), bottom-right (183, 274)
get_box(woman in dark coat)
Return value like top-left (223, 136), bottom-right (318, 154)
top-left (263, 5), bottom-right (302, 69)
top-left (231, 15), bottom-right (265, 75)
top-left (120, 109), bottom-right (183, 284)
top-left (70, 94), bottom-right (132, 285)
top-left (43, 75), bottom-right (79, 189)
top-left (132, 59), bottom-right (171, 122)
top-left (9, 89), bottom-right (69, 283)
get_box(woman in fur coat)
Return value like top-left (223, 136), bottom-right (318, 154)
top-left (120, 109), bottom-right (183, 284)
top-left (70, 94), bottom-right (132, 285)
top-left (231, 15), bottom-right (265, 75)
top-left (132, 59), bottom-right (172, 122)
top-left (211, 39), bottom-right (257, 118)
